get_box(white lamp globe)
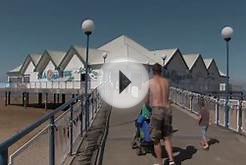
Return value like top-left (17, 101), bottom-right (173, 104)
top-left (102, 52), bottom-right (108, 59)
top-left (221, 26), bottom-right (233, 41)
top-left (82, 19), bottom-right (95, 34)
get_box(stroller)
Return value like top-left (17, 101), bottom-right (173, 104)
top-left (131, 104), bottom-right (154, 155)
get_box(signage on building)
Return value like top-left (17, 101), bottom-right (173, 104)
top-left (41, 70), bottom-right (74, 81)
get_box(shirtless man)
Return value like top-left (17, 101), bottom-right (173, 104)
top-left (147, 63), bottom-right (175, 165)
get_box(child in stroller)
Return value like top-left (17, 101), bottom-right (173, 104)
top-left (132, 104), bottom-right (153, 155)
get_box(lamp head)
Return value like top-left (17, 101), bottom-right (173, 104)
top-left (102, 52), bottom-right (108, 59)
top-left (82, 19), bottom-right (95, 35)
top-left (221, 26), bottom-right (233, 41)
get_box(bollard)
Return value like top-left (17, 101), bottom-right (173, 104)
top-left (69, 104), bottom-right (74, 155)
top-left (49, 115), bottom-right (55, 165)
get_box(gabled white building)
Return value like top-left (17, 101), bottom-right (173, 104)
top-left (58, 45), bottom-right (107, 81)
top-left (34, 50), bottom-right (66, 81)
top-left (204, 58), bottom-right (221, 91)
top-left (7, 54), bottom-right (42, 83)
top-left (98, 35), bottom-right (157, 65)
top-left (152, 49), bottom-right (189, 87)
top-left (183, 54), bottom-right (208, 92)
top-left (7, 35), bottom-right (226, 92)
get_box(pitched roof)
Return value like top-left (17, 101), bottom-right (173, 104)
top-left (46, 51), bottom-right (66, 66)
top-left (9, 65), bottom-right (22, 73)
top-left (151, 49), bottom-right (178, 66)
top-left (73, 46), bottom-right (107, 65)
top-left (98, 35), bottom-right (158, 64)
top-left (203, 58), bottom-right (213, 69)
top-left (29, 54), bottom-right (42, 66)
top-left (183, 54), bottom-right (200, 70)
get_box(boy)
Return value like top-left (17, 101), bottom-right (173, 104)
top-left (198, 98), bottom-right (209, 149)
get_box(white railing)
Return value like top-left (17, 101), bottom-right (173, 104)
top-left (4, 80), bottom-right (100, 90)
top-left (170, 87), bottom-right (246, 135)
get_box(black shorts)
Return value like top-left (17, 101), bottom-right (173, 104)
top-left (151, 107), bottom-right (172, 144)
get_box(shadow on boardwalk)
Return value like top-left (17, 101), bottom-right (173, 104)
top-left (162, 145), bottom-right (197, 165)
top-left (103, 104), bottom-right (246, 165)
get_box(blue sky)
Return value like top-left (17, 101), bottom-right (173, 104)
top-left (0, 0), bottom-right (245, 84)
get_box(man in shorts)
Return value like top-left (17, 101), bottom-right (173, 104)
top-left (147, 63), bottom-right (175, 165)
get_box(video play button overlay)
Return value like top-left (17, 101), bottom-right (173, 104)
top-left (119, 71), bottom-right (131, 94)
top-left (97, 60), bottom-right (149, 108)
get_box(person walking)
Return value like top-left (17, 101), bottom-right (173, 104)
top-left (147, 63), bottom-right (175, 165)
top-left (198, 98), bottom-right (210, 149)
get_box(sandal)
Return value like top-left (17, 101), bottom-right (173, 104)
top-left (169, 161), bottom-right (176, 165)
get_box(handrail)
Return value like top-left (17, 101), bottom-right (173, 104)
top-left (0, 95), bottom-right (80, 152)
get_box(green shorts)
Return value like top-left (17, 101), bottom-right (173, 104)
top-left (151, 107), bottom-right (172, 144)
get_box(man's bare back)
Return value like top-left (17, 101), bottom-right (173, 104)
top-left (149, 75), bottom-right (170, 108)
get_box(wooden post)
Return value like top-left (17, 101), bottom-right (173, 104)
top-left (5, 91), bottom-right (7, 106)
top-left (62, 94), bottom-right (65, 104)
top-left (38, 93), bottom-right (42, 105)
top-left (45, 93), bottom-right (48, 110)
top-left (8, 91), bottom-right (11, 105)
top-left (26, 92), bottom-right (29, 106)
top-left (22, 92), bottom-right (26, 107)
top-left (54, 94), bottom-right (56, 104)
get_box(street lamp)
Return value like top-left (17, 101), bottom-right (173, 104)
top-left (102, 52), bottom-right (108, 63)
top-left (81, 19), bottom-right (95, 131)
top-left (161, 56), bottom-right (166, 76)
top-left (221, 26), bottom-right (233, 128)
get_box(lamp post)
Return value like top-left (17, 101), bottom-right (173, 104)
top-left (162, 56), bottom-right (166, 76)
top-left (221, 26), bottom-right (233, 128)
top-left (102, 52), bottom-right (108, 63)
top-left (82, 19), bottom-right (95, 131)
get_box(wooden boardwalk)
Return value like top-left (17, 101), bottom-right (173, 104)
top-left (102, 104), bottom-right (246, 165)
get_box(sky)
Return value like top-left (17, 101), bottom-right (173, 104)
top-left (0, 0), bottom-right (245, 85)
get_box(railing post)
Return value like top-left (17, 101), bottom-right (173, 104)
top-left (216, 97), bottom-right (220, 125)
top-left (238, 94), bottom-right (243, 134)
top-left (91, 97), bottom-right (94, 121)
top-left (189, 95), bottom-right (193, 112)
top-left (80, 95), bottom-right (84, 137)
top-left (49, 115), bottom-right (55, 165)
top-left (85, 95), bottom-right (89, 131)
top-left (0, 149), bottom-right (8, 165)
top-left (69, 104), bottom-right (74, 155)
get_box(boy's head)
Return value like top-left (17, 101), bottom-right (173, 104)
top-left (152, 63), bottom-right (162, 75)
top-left (199, 97), bottom-right (205, 107)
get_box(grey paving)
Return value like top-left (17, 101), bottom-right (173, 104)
top-left (102, 104), bottom-right (246, 165)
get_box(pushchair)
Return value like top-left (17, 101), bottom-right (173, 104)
top-left (131, 104), bottom-right (154, 155)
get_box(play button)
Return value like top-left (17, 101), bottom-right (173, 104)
top-left (97, 60), bottom-right (149, 108)
top-left (119, 71), bottom-right (131, 94)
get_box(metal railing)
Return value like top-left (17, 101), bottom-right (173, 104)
top-left (3, 80), bottom-right (100, 90)
top-left (0, 89), bottom-right (103, 165)
top-left (170, 87), bottom-right (246, 135)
